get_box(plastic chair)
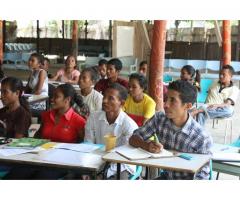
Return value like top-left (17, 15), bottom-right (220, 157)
top-left (129, 166), bottom-right (143, 180)
top-left (197, 79), bottom-right (213, 104)
top-left (212, 117), bottom-right (233, 144)
top-left (206, 60), bottom-right (220, 71)
top-left (187, 60), bottom-right (207, 71)
top-left (163, 74), bottom-right (173, 83)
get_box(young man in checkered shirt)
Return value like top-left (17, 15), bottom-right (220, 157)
top-left (129, 80), bottom-right (213, 180)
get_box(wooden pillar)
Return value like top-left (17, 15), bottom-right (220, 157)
top-left (72, 20), bottom-right (78, 59)
top-left (36, 20), bottom-right (40, 53)
top-left (108, 20), bottom-right (112, 57)
top-left (149, 20), bottom-right (167, 111)
top-left (0, 20), bottom-right (3, 64)
top-left (222, 20), bottom-right (231, 66)
top-left (62, 20), bottom-right (65, 59)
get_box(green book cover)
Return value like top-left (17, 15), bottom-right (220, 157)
top-left (7, 138), bottom-right (50, 148)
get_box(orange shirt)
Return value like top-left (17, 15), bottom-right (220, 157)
top-left (41, 108), bottom-right (86, 143)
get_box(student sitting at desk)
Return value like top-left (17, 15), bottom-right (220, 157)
top-left (129, 80), bottom-right (213, 180)
top-left (0, 77), bottom-right (31, 138)
top-left (123, 73), bottom-right (156, 126)
top-left (76, 67), bottom-right (103, 114)
top-left (85, 83), bottom-right (138, 179)
top-left (3, 84), bottom-right (86, 180)
top-left (25, 53), bottom-right (48, 112)
top-left (36, 83), bottom-right (86, 143)
top-left (50, 55), bottom-right (80, 84)
top-left (94, 58), bottom-right (128, 94)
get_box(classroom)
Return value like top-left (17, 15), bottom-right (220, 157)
top-left (0, 18), bottom-right (240, 182)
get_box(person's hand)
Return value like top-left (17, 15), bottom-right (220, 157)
top-left (147, 141), bottom-right (163, 153)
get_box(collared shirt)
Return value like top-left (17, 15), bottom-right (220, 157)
top-left (94, 77), bottom-right (128, 94)
top-left (41, 108), bottom-right (86, 143)
top-left (80, 89), bottom-right (103, 113)
top-left (206, 81), bottom-right (239, 105)
top-left (123, 93), bottom-right (156, 126)
top-left (85, 110), bottom-right (138, 177)
top-left (133, 112), bottom-right (213, 180)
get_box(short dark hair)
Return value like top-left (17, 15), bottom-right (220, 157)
top-left (1, 77), bottom-right (30, 113)
top-left (107, 58), bottom-right (122, 71)
top-left (43, 57), bottom-right (50, 63)
top-left (129, 73), bottom-right (147, 90)
top-left (168, 80), bottom-right (197, 105)
top-left (29, 53), bottom-right (44, 64)
top-left (81, 67), bottom-right (98, 83)
top-left (57, 83), bottom-right (84, 108)
top-left (105, 83), bottom-right (128, 101)
top-left (139, 60), bottom-right (147, 67)
top-left (98, 59), bottom-right (107, 66)
top-left (222, 65), bottom-right (234, 76)
top-left (65, 55), bottom-right (77, 69)
top-left (181, 65), bottom-right (195, 78)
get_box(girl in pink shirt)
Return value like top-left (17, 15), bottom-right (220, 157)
top-left (51, 55), bottom-right (80, 84)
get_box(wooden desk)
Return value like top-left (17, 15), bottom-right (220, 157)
top-left (0, 145), bottom-right (106, 179)
top-left (102, 152), bottom-right (211, 180)
top-left (27, 95), bottom-right (49, 105)
top-left (49, 81), bottom-right (80, 92)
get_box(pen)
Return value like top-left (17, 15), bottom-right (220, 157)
top-left (154, 134), bottom-right (160, 144)
top-left (220, 147), bottom-right (229, 151)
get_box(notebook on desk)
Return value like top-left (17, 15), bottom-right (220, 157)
top-left (114, 145), bottom-right (174, 160)
top-left (6, 138), bottom-right (50, 149)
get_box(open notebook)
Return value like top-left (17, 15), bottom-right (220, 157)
top-left (114, 145), bottom-right (174, 160)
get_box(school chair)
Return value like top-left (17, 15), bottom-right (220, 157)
top-left (129, 166), bottom-right (143, 180)
top-left (212, 117), bottom-right (233, 144)
top-left (197, 79), bottom-right (213, 104)
top-left (163, 74), bottom-right (173, 83)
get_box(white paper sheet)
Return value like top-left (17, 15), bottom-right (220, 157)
top-left (37, 149), bottom-right (102, 167)
top-left (0, 148), bottom-right (36, 156)
top-left (54, 143), bottom-right (101, 153)
top-left (114, 145), bottom-right (174, 160)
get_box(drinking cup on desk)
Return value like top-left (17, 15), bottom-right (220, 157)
top-left (104, 134), bottom-right (117, 152)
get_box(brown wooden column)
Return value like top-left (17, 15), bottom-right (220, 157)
top-left (72, 20), bottom-right (78, 59)
top-left (149, 20), bottom-right (167, 111)
top-left (222, 20), bottom-right (231, 66)
top-left (0, 20), bottom-right (3, 64)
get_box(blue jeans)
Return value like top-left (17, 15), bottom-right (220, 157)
top-left (196, 106), bottom-right (234, 126)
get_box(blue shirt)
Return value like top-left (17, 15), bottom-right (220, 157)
top-left (133, 112), bottom-right (213, 180)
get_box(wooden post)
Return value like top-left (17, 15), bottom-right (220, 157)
top-left (236, 20), bottom-right (240, 61)
top-left (62, 20), bottom-right (65, 60)
top-left (222, 20), bottom-right (231, 66)
top-left (36, 20), bottom-right (40, 53)
top-left (149, 20), bottom-right (167, 111)
top-left (72, 20), bottom-right (78, 59)
top-left (108, 20), bottom-right (112, 57)
top-left (0, 20), bottom-right (3, 64)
